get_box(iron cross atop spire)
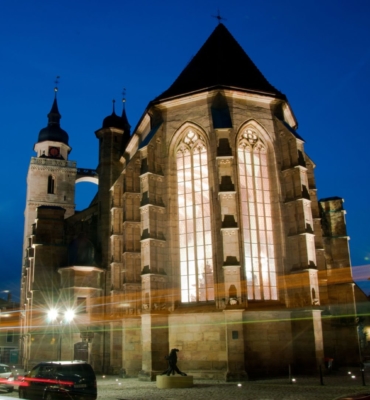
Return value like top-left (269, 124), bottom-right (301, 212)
top-left (212, 9), bottom-right (226, 24)
top-left (54, 76), bottom-right (60, 97)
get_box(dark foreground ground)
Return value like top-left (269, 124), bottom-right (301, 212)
top-left (3, 369), bottom-right (370, 400)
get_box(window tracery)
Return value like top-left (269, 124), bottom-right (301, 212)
top-left (176, 130), bottom-right (214, 303)
top-left (238, 128), bottom-right (277, 300)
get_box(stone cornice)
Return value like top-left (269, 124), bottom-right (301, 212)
top-left (58, 266), bottom-right (104, 273)
top-left (27, 201), bottom-right (74, 209)
top-left (154, 88), bottom-right (282, 111)
top-left (140, 204), bottom-right (165, 213)
top-left (30, 157), bottom-right (77, 169)
top-left (122, 192), bottom-right (141, 199)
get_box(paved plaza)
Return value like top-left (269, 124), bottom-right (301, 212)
top-left (3, 370), bottom-right (370, 400)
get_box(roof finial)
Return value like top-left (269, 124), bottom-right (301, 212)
top-left (212, 9), bottom-right (226, 24)
top-left (122, 87), bottom-right (126, 105)
top-left (54, 76), bottom-right (60, 98)
top-left (112, 99), bottom-right (116, 114)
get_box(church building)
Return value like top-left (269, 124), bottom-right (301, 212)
top-left (20, 23), bottom-right (359, 380)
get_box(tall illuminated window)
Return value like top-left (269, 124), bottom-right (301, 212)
top-left (238, 128), bottom-right (277, 300)
top-left (176, 130), bottom-right (214, 303)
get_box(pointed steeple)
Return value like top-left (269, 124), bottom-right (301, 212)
top-left (155, 23), bottom-right (285, 102)
top-left (37, 89), bottom-right (69, 145)
top-left (47, 90), bottom-right (62, 126)
top-left (120, 97), bottom-right (131, 136)
top-left (102, 99), bottom-right (129, 131)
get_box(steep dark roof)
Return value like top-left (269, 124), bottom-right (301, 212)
top-left (37, 95), bottom-right (69, 145)
top-left (102, 111), bottom-right (126, 129)
top-left (101, 101), bottom-right (131, 151)
top-left (154, 23), bottom-right (285, 102)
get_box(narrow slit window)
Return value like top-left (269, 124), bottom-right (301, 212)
top-left (77, 297), bottom-right (87, 313)
top-left (47, 175), bottom-right (55, 194)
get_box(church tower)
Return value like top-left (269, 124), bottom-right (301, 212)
top-left (20, 88), bottom-right (78, 367)
top-left (23, 88), bottom-right (77, 247)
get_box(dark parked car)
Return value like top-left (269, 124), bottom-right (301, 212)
top-left (18, 361), bottom-right (97, 400)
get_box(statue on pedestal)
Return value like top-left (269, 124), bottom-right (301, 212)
top-left (161, 348), bottom-right (187, 376)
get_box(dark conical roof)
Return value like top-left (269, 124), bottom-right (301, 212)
top-left (102, 100), bottom-right (131, 134)
top-left (155, 23), bottom-right (285, 102)
top-left (37, 94), bottom-right (69, 145)
top-left (102, 110), bottom-right (126, 130)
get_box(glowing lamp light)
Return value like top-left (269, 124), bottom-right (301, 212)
top-left (237, 383), bottom-right (242, 387)
top-left (47, 308), bottom-right (58, 322)
top-left (64, 309), bottom-right (75, 322)
top-left (292, 378), bottom-right (296, 382)
top-left (352, 375), bottom-right (356, 379)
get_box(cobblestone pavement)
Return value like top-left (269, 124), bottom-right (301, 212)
top-left (94, 374), bottom-right (370, 400)
top-left (3, 371), bottom-right (370, 400)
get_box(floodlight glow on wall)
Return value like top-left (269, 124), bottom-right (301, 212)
top-left (64, 309), bottom-right (75, 322)
top-left (47, 308), bottom-right (59, 322)
top-left (47, 308), bottom-right (75, 323)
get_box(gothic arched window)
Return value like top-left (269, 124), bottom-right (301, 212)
top-left (238, 128), bottom-right (277, 300)
top-left (176, 130), bottom-right (214, 303)
top-left (47, 175), bottom-right (55, 194)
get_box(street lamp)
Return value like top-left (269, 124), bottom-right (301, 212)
top-left (47, 308), bottom-right (75, 360)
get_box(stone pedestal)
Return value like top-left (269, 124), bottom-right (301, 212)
top-left (156, 375), bottom-right (194, 388)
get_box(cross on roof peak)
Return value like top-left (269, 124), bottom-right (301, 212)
top-left (212, 9), bottom-right (226, 24)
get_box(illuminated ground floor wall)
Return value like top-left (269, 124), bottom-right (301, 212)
top-left (22, 306), bottom-right (359, 379)
top-left (111, 308), bottom-right (357, 381)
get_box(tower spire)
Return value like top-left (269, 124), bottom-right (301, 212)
top-left (54, 75), bottom-right (60, 98)
top-left (121, 88), bottom-right (130, 135)
top-left (36, 77), bottom-right (69, 145)
top-left (122, 88), bottom-right (126, 110)
top-left (48, 77), bottom-right (61, 126)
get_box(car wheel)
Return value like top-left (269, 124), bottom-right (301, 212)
top-left (7, 387), bottom-right (14, 393)
top-left (19, 387), bottom-right (27, 399)
top-left (44, 392), bottom-right (53, 400)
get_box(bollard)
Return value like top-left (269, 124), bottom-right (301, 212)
top-left (319, 364), bottom-right (324, 386)
top-left (362, 368), bottom-right (366, 386)
top-left (289, 364), bottom-right (292, 384)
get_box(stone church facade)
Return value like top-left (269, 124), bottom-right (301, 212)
top-left (20, 24), bottom-right (359, 380)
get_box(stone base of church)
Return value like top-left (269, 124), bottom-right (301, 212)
top-left (138, 370), bottom-right (156, 381)
top-left (156, 375), bottom-right (194, 388)
top-left (224, 371), bottom-right (248, 382)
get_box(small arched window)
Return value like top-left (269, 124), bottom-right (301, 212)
top-left (176, 129), bottom-right (214, 303)
top-left (47, 175), bottom-right (55, 194)
top-left (238, 127), bottom-right (277, 301)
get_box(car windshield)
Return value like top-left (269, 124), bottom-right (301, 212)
top-left (56, 364), bottom-right (95, 380)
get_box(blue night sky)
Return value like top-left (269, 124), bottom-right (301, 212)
top-left (1, 0), bottom-right (370, 300)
